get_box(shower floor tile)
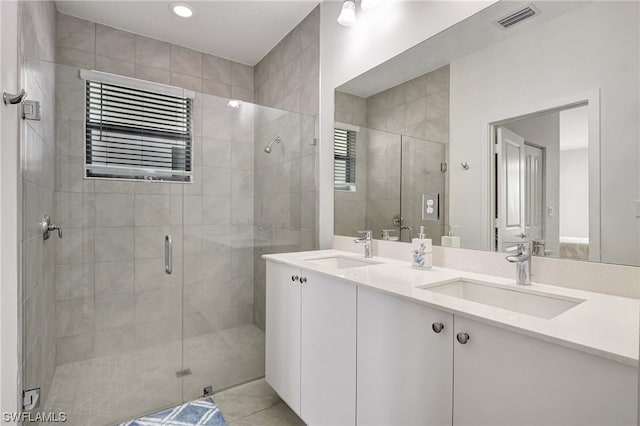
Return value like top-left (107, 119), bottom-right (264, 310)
top-left (42, 324), bottom-right (265, 426)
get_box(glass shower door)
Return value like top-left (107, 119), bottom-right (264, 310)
top-left (21, 59), bottom-right (188, 426)
top-left (181, 94), bottom-right (318, 399)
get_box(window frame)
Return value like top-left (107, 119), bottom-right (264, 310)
top-left (81, 69), bottom-right (195, 183)
top-left (334, 124), bottom-right (358, 192)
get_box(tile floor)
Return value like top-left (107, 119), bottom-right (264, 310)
top-left (42, 324), bottom-right (267, 426)
top-left (214, 379), bottom-right (304, 426)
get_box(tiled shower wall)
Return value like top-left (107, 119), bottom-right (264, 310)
top-left (254, 6), bottom-right (319, 116)
top-left (334, 92), bottom-right (368, 238)
top-left (54, 65), bottom-right (258, 364)
top-left (55, 13), bottom-right (255, 102)
top-left (51, 13), bottom-right (261, 364)
top-left (366, 65), bottom-right (450, 143)
top-left (19, 0), bottom-right (57, 411)
top-left (252, 7), bottom-right (320, 330)
top-left (333, 67), bottom-right (450, 242)
top-left (366, 66), bottom-right (450, 242)
top-left (23, 6), bottom-right (320, 365)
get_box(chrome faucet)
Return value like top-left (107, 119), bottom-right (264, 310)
top-left (505, 242), bottom-right (531, 285)
top-left (354, 230), bottom-right (373, 258)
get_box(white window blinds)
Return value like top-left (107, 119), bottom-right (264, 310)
top-left (334, 128), bottom-right (357, 191)
top-left (84, 78), bottom-right (193, 182)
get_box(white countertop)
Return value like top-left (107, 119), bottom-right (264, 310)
top-left (264, 249), bottom-right (639, 367)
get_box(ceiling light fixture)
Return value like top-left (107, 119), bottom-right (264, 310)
top-left (171, 3), bottom-right (193, 18)
top-left (361, 0), bottom-right (383, 11)
top-left (337, 0), bottom-right (357, 26)
top-left (227, 100), bottom-right (241, 109)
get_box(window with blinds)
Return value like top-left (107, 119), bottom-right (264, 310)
top-left (85, 79), bottom-right (193, 182)
top-left (334, 128), bottom-right (357, 191)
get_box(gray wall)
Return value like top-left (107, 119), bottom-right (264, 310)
top-left (366, 65), bottom-right (450, 143)
top-left (19, 4), bottom-right (320, 372)
top-left (334, 92), bottom-right (367, 238)
top-left (334, 66), bottom-right (449, 243)
top-left (52, 14), bottom-right (259, 364)
top-left (55, 13), bottom-right (254, 102)
top-left (19, 0), bottom-right (57, 412)
top-left (366, 65), bottom-right (449, 243)
top-left (252, 7), bottom-right (320, 330)
top-left (53, 65), bottom-right (257, 365)
top-left (254, 6), bottom-right (319, 116)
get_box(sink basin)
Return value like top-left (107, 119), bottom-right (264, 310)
top-left (306, 256), bottom-right (382, 269)
top-left (419, 279), bottom-right (584, 319)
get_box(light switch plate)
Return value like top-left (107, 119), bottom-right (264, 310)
top-left (635, 200), bottom-right (640, 218)
top-left (422, 193), bottom-right (440, 220)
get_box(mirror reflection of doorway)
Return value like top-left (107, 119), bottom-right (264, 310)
top-left (493, 104), bottom-right (590, 261)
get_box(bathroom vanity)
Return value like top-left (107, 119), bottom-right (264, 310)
top-left (264, 250), bottom-right (638, 426)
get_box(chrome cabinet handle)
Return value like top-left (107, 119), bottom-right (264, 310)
top-left (165, 235), bottom-right (172, 275)
top-left (432, 322), bottom-right (444, 334)
top-left (291, 275), bottom-right (299, 282)
top-left (456, 332), bottom-right (470, 344)
top-left (300, 276), bottom-right (307, 284)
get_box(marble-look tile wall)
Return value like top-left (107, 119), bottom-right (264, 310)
top-left (401, 136), bottom-right (447, 242)
top-left (55, 13), bottom-right (254, 102)
top-left (334, 92), bottom-right (368, 238)
top-left (53, 64), bottom-right (257, 364)
top-left (252, 7), bottom-right (320, 330)
top-left (252, 109), bottom-right (317, 330)
top-left (365, 130), bottom-right (402, 239)
top-left (367, 65), bottom-right (450, 143)
top-left (254, 6), bottom-right (319, 116)
top-left (365, 66), bottom-right (450, 242)
top-left (52, 13), bottom-right (260, 364)
top-left (20, 0), bottom-right (57, 411)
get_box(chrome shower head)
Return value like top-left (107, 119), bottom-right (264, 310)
top-left (264, 136), bottom-right (281, 154)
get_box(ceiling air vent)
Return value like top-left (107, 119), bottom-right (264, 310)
top-left (495, 4), bottom-right (540, 29)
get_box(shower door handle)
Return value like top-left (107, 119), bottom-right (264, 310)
top-left (165, 235), bottom-right (172, 275)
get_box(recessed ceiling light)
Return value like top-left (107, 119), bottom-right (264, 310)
top-left (227, 100), bottom-right (241, 109)
top-left (171, 3), bottom-right (193, 18)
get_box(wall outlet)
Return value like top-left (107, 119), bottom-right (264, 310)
top-left (422, 193), bottom-right (440, 220)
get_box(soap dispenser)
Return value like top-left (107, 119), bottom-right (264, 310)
top-left (411, 226), bottom-right (432, 269)
top-left (441, 225), bottom-right (461, 248)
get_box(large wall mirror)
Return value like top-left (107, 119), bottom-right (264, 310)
top-left (333, 1), bottom-right (639, 267)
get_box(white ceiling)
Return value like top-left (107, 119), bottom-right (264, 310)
top-left (55, 0), bottom-right (319, 66)
top-left (337, 1), bottom-right (590, 98)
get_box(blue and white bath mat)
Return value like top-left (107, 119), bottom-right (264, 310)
top-left (118, 396), bottom-right (227, 426)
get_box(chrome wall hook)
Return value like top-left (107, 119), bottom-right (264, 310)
top-left (3, 89), bottom-right (27, 105)
top-left (460, 162), bottom-right (470, 170)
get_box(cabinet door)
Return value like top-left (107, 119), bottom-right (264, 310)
top-left (357, 287), bottom-right (454, 426)
top-left (300, 269), bottom-right (357, 426)
top-left (265, 261), bottom-right (302, 415)
top-left (454, 316), bottom-right (637, 426)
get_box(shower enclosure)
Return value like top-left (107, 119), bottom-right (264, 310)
top-left (20, 57), bottom-right (317, 425)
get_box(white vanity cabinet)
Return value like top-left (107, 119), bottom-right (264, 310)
top-left (265, 261), bottom-right (357, 425)
top-left (357, 286), bottom-right (454, 426)
top-left (266, 258), bottom-right (637, 426)
top-left (265, 261), bottom-right (302, 414)
top-left (453, 316), bottom-right (637, 426)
